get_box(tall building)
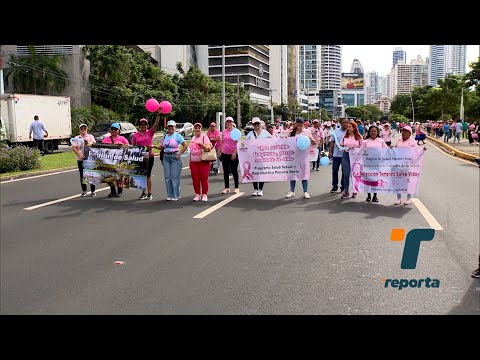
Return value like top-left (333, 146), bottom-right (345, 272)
top-left (377, 76), bottom-right (387, 96)
top-left (287, 45), bottom-right (300, 108)
top-left (269, 45), bottom-right (288, 105)
top-left (206, 45), bottom-right (271, 106)
top-left (393, 47), bottom-right (406, 66)
top-left (153, 45), bottom-right (198, 74)
top-left (350, 59), bottom-right (364, 74)
top-left (2, 45), bottom-right (91, 107)
top-left (390, 56), bottom-right (428, 96)
top-left (299, 45), bottom-right (320, 91)
top-left (320, 45), bottom-right (342, 91)
top-left (365, 71), bottom-right (378, 104)
top-left (429, 45), bottom-right (467, 87)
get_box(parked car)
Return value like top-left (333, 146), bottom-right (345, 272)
top-left (91, 122), bottom-right (138, 143)
top-left (175, 122), bottom-right (194, 138)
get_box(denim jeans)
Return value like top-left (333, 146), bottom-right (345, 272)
top-left (290, 180), bottom-right (308, 193)
top-left (163, 153), bottom-right (183, 199)
top-left (397, 193), bottom-right (412, 199)
top-left (332, 156), bottom-right (344, 190)
top-left (341, 152), bottom-right (351, 193)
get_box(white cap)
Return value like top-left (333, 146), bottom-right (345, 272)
top-left (79, 123), bottom-right (88, 129)
top-left (167, 120), bottom-right (176, 126)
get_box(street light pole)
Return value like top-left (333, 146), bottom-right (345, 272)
top-left (270, 89), bottom-right (274, 123)
top-left (222, 45), bottom-right (226, 131)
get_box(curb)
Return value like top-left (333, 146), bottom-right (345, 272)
top-left (0, 166), bottom-right (77, 182)
top-left (426, 136), bottom-right (479, 161)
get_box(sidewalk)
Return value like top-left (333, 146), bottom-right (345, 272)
top-left (432, 136), bottom-right (480, 157)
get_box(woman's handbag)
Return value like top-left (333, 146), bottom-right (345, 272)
top-left (200, 135), bottom-right (217, 161)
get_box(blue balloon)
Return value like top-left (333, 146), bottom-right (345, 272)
top-left (296, 135), bottom-right (310, 151)
top-left (230, 128), bottom-right (241, 141)
top-left (320, 156), bottom-right (330, 167)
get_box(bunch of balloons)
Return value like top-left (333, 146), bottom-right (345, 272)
top-left (145, 98), bottom-right (172, 114)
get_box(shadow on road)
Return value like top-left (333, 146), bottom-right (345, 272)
top-left (223, 192), bottom-right (413, 219)
top-left (447, 279), bottom-right (480, 315)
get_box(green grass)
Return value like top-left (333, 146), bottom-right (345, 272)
top-left (0, 151), bottom-right (77, 179)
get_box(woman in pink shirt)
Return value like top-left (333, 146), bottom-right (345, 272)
top-left (102, 122), bottom-right (129, 197)
top-left (131, 112), bottom-right (160, 200)
top-left (286, 118), bottom-right (316, 199)
top-left (380, 123), bottom-right (393, 146)
top-left (189, 123), bottom-right (212, 201)
top-left (394, 125), bottom-right (427, 205)
top-left (362, 125), bottom-right (388, 203)
top-left (207, 122), bottom-right (221, 174)
top-left (309, 119), bottom-right (324, 171)
top-left (339, 121), bottom-right (364, 199)
top-left (220, 116), bottom-right (239, 194)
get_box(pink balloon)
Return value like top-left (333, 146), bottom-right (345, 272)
top-left (145, 98), bottom-right (160, 112)
top-left (159, 100), bottom-right (172, 114)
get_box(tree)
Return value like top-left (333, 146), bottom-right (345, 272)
top-left (464, 57), bottom-right (480, 94)
top-left (4, 45), bottom-right (68, 95)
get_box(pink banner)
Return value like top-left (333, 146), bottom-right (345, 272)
top-left (237, 137), bottom-right (310, 182)
top-left (349, 147), bottom-right (425, 194)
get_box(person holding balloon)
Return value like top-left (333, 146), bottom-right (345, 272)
top-left (339, 121), bottom-right (364, 199)
top-left (220, 117), bottom-right (241, 194)
top-left (151, 120), bottom-right (188, 201)
top-left (286, 118), bottom-right (316, 199)
top-left (131, 110), bottom-right (161, 200)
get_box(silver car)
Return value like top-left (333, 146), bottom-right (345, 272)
top-left (175, 122), bottom-right (194, 138)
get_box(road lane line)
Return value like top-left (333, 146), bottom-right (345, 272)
top-left (1, 169), bottom-right (77, 184)
top-left (426, 140), bottom-right (478, 166)
top-left (23, 187), bottom-right (110, 211)
top-left (411, 198), bottom-right (444, 231)
top-left (193, 192), bottom-right (244, 219)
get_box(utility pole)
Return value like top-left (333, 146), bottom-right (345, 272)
top-left (237, 74), bottom-right (241, 128)
top-left (221, 45), bottom-right (226, 131)
top-left (270, 89), bottom-right (274, 123)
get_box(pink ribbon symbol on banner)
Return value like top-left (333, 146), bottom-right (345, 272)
top-left (352, 162), bottom-right (386, 192)
top-left (242, 161), bottom-right (254, 180)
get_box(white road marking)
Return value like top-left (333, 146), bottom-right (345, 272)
top-left (23, 187), bottom-right (110, 211)
top-left (412, 198), bottom-right (444, 231)
top-left (426, 140), bottom-right (478, 166)
top-left (1, 169), bottom-right (77, 184)
top-left (193, 192), bottom-right (244, 219)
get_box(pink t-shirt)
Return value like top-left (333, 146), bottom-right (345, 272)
top-left (380, 129), bottom-right (392, 142)
top-left (221, 129), bottom-right (237, 155)
top-left (207, 129), bottom-right (221, 150)
top-left (102, 135), bottom-right (129, 145)
top-left (292, 129), bottom-right (314, 141)
top-left (131, 127), bottom-right (155, 156)
top-left (396, 137), bottom-right (418, 148)
top-left (72, 134), bottom-right (95, 160)
top-left (342, 135), bottom-right (364, 149)
top-left (309, 127), bottom-right (324, 144)
top-left (189, 134), bottom-right (211, 162)
top-left (363, 137), bottom-right (388, 148)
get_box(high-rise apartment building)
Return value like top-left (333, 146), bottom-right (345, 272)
top-left (429, 45), bottom-right (467, 87)
top-left (393, 47), bottom-right (406, 66)
top-left (320, 45), bottom-right (342, 91)
top-left (365, 71), bottom-right (378, 104)
top-left (350, 59), bottom-right (364, 74)
top-left (390, 56), bottom-right (428, 96)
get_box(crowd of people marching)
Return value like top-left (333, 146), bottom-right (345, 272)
top-left (71, 110), bottom-right (437, 206)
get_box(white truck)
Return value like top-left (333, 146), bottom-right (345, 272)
top-left (0, 93), bottom-right (72, 153)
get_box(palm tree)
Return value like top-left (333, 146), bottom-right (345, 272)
top-left (4, 45), bottom-right (68, 95)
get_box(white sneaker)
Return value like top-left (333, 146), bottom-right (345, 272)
top-left (286, 191), bottom-right (295, 198)
top-left (171, 198), bottom-right (179, 201)
top-left (166, 197), bottom-right (172, 201)
top-left (193, 194), bottom-right (201, 201)
top-left (90, 191), bottom-right (97, 197)
top-left (404, 198), bottom-right (412, 205)
top-left (257, 190), bottom-right (263, 196)
top-left (201, 194), bottom-right (208, 202)
top-left (252, 190), bottom-right (258, 196)
top-left (304, 192), bottom-right (311, 199)
top-left (234, 188), bottom-right (240, 193)
top-left (394, 199), bottom-right (402, 205)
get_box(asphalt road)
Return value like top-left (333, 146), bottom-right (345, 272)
top-left (1, 135), bottom-right (479, 314)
